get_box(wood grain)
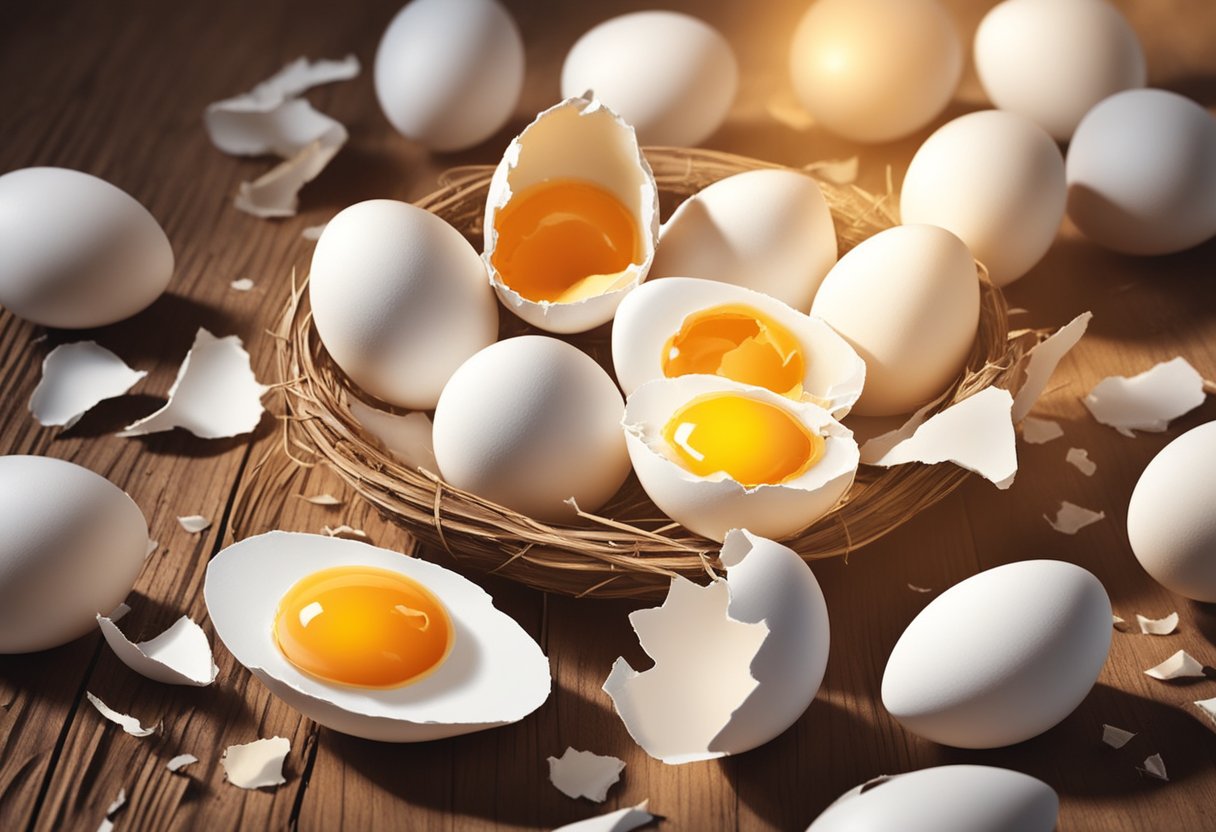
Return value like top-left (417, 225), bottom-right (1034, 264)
top-left (1, 0), bottom-right (1214, 829)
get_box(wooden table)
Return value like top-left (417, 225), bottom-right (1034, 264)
top-left (1, 1), bottom-right (1214, 829)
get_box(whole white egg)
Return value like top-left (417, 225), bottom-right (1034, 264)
top-left (789, 0), bottom-right (963, 143)
top-left (1067, 89), bottom-right (1216, 256)
top-left (0, 167), bottom-right (173, 328)
top-left (882, 559), bottom-right (1111, 749)
top-left (561, 11), bottom-right (738, 147)
top-left (1127, 421), bottom-right (1216, 601)
top-left (975, 0), bottom-right (1145, 141)
top-left (810, 225), bottom-right (979, 417)
top-left (0, 456), bottom-right (149, 653)
top-left (900, 110), bottom-right (1066, 287)
top-left (309, 199), bottom-right (498, 410)
top-left (374, 0), bottom-right (525, 152)
top-left (432, 336), bottom-right (632, 522)
top-left (648, 169), bottom-right (837, 311)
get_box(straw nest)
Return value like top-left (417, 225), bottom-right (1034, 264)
top-left (235, 147), bottom-right (1035, 600)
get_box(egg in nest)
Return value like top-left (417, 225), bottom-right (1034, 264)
top-left (204, 532), bottom-right (551, 742)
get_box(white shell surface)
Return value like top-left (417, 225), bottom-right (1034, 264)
top-left (1127, 421), bottom-right (1216, 601)
top-left (204, 532), bottom-right (551, 742)
top-left (882, 559), bottom-right (1111, 749)
top-left (648, 169), bottom-right (837, 311)
top-left (0, 455), bottom-right (149, 653)
top-left (0, 167), bottom-right (173, 328)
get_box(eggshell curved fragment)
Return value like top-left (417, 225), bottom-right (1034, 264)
top-left (29, 341), bottom-right (145, 428)
top-left (0, 167), bottom-right (173, 328)
top-left (807, 765), bottom-right (1058, 832)
top-left (648, 169), bottom-right (837, 311)
top-left (98, 612), bottom-right (218, 687)
top-left (882, 560), bottom-right (1111, 748)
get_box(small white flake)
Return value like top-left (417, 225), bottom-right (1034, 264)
top-left (1137, 612), bottom-right (1179, 636)
top-left (1193, 696), bottom-right (1216, 728)
top-left (299, 493), bottom-right (342, 506)
top-left (1020, 417), bottom-right (1064, 445)
top-left (85, 692), bottom-right (159, 737)
top-left (177, 515), bottom-right (211, 534)
top-left (1084, 357), bottom-right (1206, 437)
top-left (221, 737), bottom-right (290, 790)
top-left (167, 754), bottom-right (199, 773)
top-left (1144, 650), bottom-right (1205, 680)
top-left (29, 342), bottom-right (146, 428)
top-left (230, 278), bottom-right (255, 292)
top-left (105, 788), bottom-right (126, 817)
top-left (1140, 753), bottom-right (1169, 781)
top-left (1012, 312), bottom-right (1093, 422)
top-left (321, 524), bottom-right (369, 541)
top-left (1102, 724), bottom-right (1136, 749)
top-left (552, 801), bottom-right (656, 832)
top-left (145, 540), bottom-right (159, 558)
top-left (1045, 501), bottom-right (1105, 534)
top-left (907, 584), bottom-right (933, 594)
top-left (1065, 447), bottom-right (1097, 476)
top-left (1113, 614), bottom-right (1126, 627)
top-left (97, 612), bottom-right (218, 687)
top-left (548, 747), bottom-right (626, 802)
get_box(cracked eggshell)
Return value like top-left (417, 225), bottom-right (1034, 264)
top-left (882, 560), bottom-right (1111, 749)
top-left (483, 96), bottom-right (659, 334)
top-left (0, 456), bottom-right (149, 653)
top-left (605, 531), bottom-right (829, 763)
top-left (204, 532), bottom-right (551, 742)
top-left (310, 199), bottom-right (498, 409)
top-left (807, 765), bottom-right (1059, 832)
top-left (648, 169), bottom-right (837, 311)
top-left (611, 277), bottom-right (864, 417)
top-left (623, 376), bottom-right (858, 542)
top-left (0, 167), bottom-right (173, 328)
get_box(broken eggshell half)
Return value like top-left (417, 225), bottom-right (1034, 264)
top-left (204, 531), bottom-right (551, 742)
top-left (604, 530), bottom-right (829, 764)
top-left (483, 95), bottom-right (659, 334)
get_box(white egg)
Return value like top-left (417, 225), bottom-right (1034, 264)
top-left (648, 169), bottom-right (837, 311)
top-left (975, 0), bottom-right (1145, 141)
top-left (0, 456), bottom-right (149, 653)
top-left (483, 96), bottom-right (659, 334)
top-left (1127, 421), bottom-right (1216, 601)
top-left (810, 225), bottom-right (979, 417)
top-left (623, 375), bottom-right (858, 543)
top-left (374, 0), bottom-right (524, 151)
top-left (204, 532), bottom-right (551, 742)
top-left (1066, 89), bottom-right (1216, 256)
top-left (0, 167), bottom-right (173, 329)
top-left (611, 277), bottom-right (865, 418)
top-left (309, 199), bottom-right (498, 410)
top-left (560, 11), bottom-right (738, 147)
top-left (882, 559), bottom-right (1111, 749)
top-left (808, 765), bottom-right (1059, 832)
top-left (432, 336), bottom-right (631, 522)
top-left (900, 110), bottom-right (1066, 287)
top-left (789, 0), bottom-right (962, 143)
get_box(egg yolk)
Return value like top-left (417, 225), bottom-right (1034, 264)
top-left (273, 565), bottom-right (452, 689)
top-left (662, 393), bottom-right (825, 488)
top-left (663, 304), bottom-right (806, 398)
top-left (491, 178), bottom-right (640, 304)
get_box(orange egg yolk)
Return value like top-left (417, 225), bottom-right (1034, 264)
top-left (491, 178), bottom-right (640, 304)
top-left (273, 565), bottom-right (452, 689)
top-left (662, 304), bottom-right (806, 398)
top-left (662, 393), bottom-right (825, 488)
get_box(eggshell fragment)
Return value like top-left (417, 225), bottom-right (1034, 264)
top-left (105, 788), bottom-right (126, 818)
top-left (235, 131), bottom-right (348, 219)
top-left (230, 278), bottom-right (255, 292)
top-left (97, 612), bottom-right (218, 687)
top-left (299, 493), bottom-right (342, 507)
top-left (553, 802), bottom-right (655, 832)
top-left (166, 754), bottom-right (198, 773)
top-left (882, 560), bottom-right (1111, 748)
top-left (1066, 448), bottom-right (1097, 476)
top-left (29, 342), bottom-right (145, 428)
top-left (548, 747), bottom-right (625, 802)
top-left (605, 531), bottom-right (829, 763)
top-left (1102, 724), bottom-right (1135, 749)
top-left (1144, 650), bottom-right (1205, 681)
top-left (1193, 697), bottom-right (1216, 728)
top-left (221, 737), bottom-right (289, 790)
top-left (1045, 501), bottom-right (1105, 535)
top-left (119, 329), bottom-right (267, 439)
top-left (1011, 312), bottom-right (1092, 423)
top-left (1136, 613), bottom-right (1179, 636)
top-left (807, 765), bottom-right (1058, 832)
top-left (1021, 417), bottom-right (1064, 445)
top-left (1083, 357), bottom-right (1206, 437)
top-left (1141, 753), bottom-right (1169, 781)
top-left (349, 401), bottom-right (437, 472)
top-left (86, 692), bottom-right (159, 737)
top-left (177, 515), bottom-right (211, 534)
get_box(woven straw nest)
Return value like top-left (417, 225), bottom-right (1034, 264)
top-left (236, 147), bottom-right (1035, 600)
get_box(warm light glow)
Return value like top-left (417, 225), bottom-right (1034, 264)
top-left (491, 178), bottom-right (640, 303)
top-left (274, 565), bottom-right (452, 689)
top-left (662, 303), bottom-right (805, 398)
top-left (662, 393), bottom-right (825, 488)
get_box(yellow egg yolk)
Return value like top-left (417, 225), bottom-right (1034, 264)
top-left (662, 393), bottom-right (825, 488)
top-left (491, 178), bottom-right (640, 304)
top-left (662, 304), bottom-right (806, 398)
top-left (273, 565), bottom-right (452, 689)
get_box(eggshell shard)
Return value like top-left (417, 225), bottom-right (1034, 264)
top-left (310, 199), bottom-right (498, 410)
top-left (0, 456), bottom-right (149, 654)
top-left (604, 531), bottom-right (829, 763)
top-left (1021, 417), bottom-right (1064, 445)
top-left (1144, 650), bottom-right (1205, 681)
top-left (484, 96), bottom-right (659, 334)
top-left (1128, 422), bottom-right (1216, 602)
top-left (807, 765), bottom-right (1058, 832)
top-left (29, 341), bottom-right (146, 428)
top-left (560, 11), bottom-right (737, 147)
top-left (348, 401), bottom-right (437, 473)
top-left (86, 692), bottom-right (159, 737)
top-left (0, 167), bottom-right (174, 328)
top-left (553, 802), bottom-right (656, 832)
top-left (177, 515), bottom-right (211, 534)
top-left (204, 532), bottom-right (551, 742)
top-left (221, 737), bottom-right (290, 790)
top-left (611, 277), bottom-right (865, 416)
top-left (647, 170), bottom-right (837, 312)
top-left (624, 376), bottom-right (858, 543)
top-left (882, 559), bottom-right (1112, 749)
top-left (1083, 357), bottom-right (1206, 437)
top-left (1136, 612), bottom-right (1179, 636)
top-left (167, 754), bottom-right (199, 773)
top-left (900, 110), bottom-right (1066, 287)
top-left (1102, 724), bottom-right (1135, 749)
top-left (1141, 753), bottom-right (1169, 781)
top-left (98, 612), bottom-right (218, 687)
top-left (1011, 311), bottom-right (1092, 423)
top-left (1194, 697), bottom-right (1216, 728)
top-left (375, 0), bottom-right (524, 152)
top-left (1066, 447), bottom-right (1097, 477)
top-left (433, 336), bottom-right (631, 522)
top-left (547, 747), bottom-right (626, 802)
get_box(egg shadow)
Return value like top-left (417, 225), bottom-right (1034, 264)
top-left (1185, 600), bottom-right (1216, 649)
